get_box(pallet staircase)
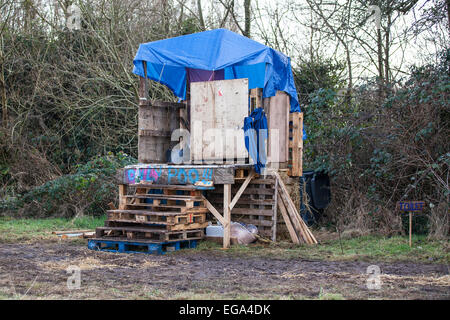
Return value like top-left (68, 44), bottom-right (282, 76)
top-left (91, 184), bottom-right (207, 252)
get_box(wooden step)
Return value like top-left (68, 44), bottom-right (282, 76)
top-left (107, 211), bottom-right (207, 225)
top-left (125, 194), bottom-right (204, 201)
top-left (107, 209), bottom-right (190, 217)
top-left (124, 203), bottom-right (209, 214)
top-left (105, 219), bottom-right (209, 232)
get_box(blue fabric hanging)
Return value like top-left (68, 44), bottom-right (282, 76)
top-left (244, 108), bottom-right (268, 173)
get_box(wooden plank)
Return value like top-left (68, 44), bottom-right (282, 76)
top-left (267, 91), bottom-right (289, 163)
top-left (124, 194), bottom-right (203, 201)
top-left (231, 218), bottom-right (273, 227)
top-left (125, 203), bottom-right (208, 213)
top-left (298, 113), bottom-right (303, 177)
top-left (223, 184), bottom-right (231, 248)
top-left (231, 208), bottom-right (274, 216)
top-left (138, 104), bottom-right (179, 163)
top-left (272, 170), bottom-right (317, 244)
top-left (207, 197), bottom-right (275, 206)
top-left (229, 171), bottom-right (255, 211)
top-left (118, 166), bottom-right (234, 185)
top-left (203, 197), bottom-right (226, 227)
top-left (277, 194), bottom-right (300, 244)
top-left (291, 113), bottom-right (300, 176)
top-left (272, 177), bottom-right (279, 241)
top-left (118, 184), bottom-right (127, 210)
top-left (138, 61), bottom-right (148, 103)
top-left (288, 112), bottom-right (303, 177)
top-left (278, 187), bottom-right (308, 243)
top-left (138, 129), bottom-right (172, 137)
top-left (127, 184), bottom-right (201, 190)
top-left (147, 100), bottom-right (185, 109)
top-left (208, 187), bottom-right (275, 195)
top-left (107, 209), bottom-right (196, 217)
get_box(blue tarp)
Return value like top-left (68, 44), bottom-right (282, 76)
top-left (133, 28), bottom-right (301, 113)
top-left (244, 108), bottom-right (268, 173)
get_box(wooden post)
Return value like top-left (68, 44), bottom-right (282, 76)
top-left (272, 177), bottom-right (279, 242)
top-left (223, 184), bottom-right (232, 248)
top-left (118, 184), bottom-right (127, 210)
top-left (139, 61), bottom-right (148, 104)
top-left (299, 113), bottom-right (303, 177)
top-left (409, 212), bottom-right (412, 247)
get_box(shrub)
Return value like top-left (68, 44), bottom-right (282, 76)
top-left (2, 152), bottom-right (137, 218)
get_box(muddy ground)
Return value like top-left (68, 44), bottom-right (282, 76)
top-left (0, 241), bottom-right (448, 300)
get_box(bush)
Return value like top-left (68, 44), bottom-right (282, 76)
top-left (2, 152), bottom-right (137, 218)
top-left (303, 48), bottom-right (449, 237)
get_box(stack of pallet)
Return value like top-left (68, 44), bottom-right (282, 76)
top-left (89, 184), bottom-right (208, 254)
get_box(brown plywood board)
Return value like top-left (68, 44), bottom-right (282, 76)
top-left (190, 79), bottom-right (249, 163)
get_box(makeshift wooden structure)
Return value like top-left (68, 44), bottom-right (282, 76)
top-left (94, 61), bottom-right (314, 248)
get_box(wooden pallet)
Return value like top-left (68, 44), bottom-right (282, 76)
top-left (106, 211), bottom-right (208, 231)
top-left (95, 226), bottom-right (204, 242)
top-left (103, 184), bottom-right (211, 235)
top-left (288, 112), bottom-right (303, 177)
top-left (88, 239), bottom-right (198, 255)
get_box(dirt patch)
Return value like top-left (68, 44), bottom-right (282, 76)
top-left (0, 242), bottom-right (448, 300)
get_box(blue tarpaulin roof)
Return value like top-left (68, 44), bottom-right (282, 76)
top-left (133, 28), bottom-right (301, 113)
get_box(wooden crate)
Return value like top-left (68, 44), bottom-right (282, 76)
top-left (138, 100), bottom-right (184, 163)
top-left (288, 112), bottom-right (303, 177)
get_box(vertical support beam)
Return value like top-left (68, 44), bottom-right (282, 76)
top-left (288, 112), bottom-right (304, 177)
top-left (223, 184), bottom-right (232, 248)
top-left (118, 184), bottom-right (128, 210)
top-left (299, 112), bottom-right (303, 177)
top-left (138, 61), bottom-right (148, 164)
top-left (409, 212), bottom-right (412, 247)
top-left (139, 61), bottom-right (148, 103)
top-left (272, 177), bottom-right (279, 242)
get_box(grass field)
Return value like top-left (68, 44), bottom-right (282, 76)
top-left (0, 217), bottom-right (448, 300)
top-left (0, 216), bottom-right (448, 264)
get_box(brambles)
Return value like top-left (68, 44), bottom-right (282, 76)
top-left (2, 152), bottom-right (136, 218)
top-left (303, 48), bottom-right (449, 237)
